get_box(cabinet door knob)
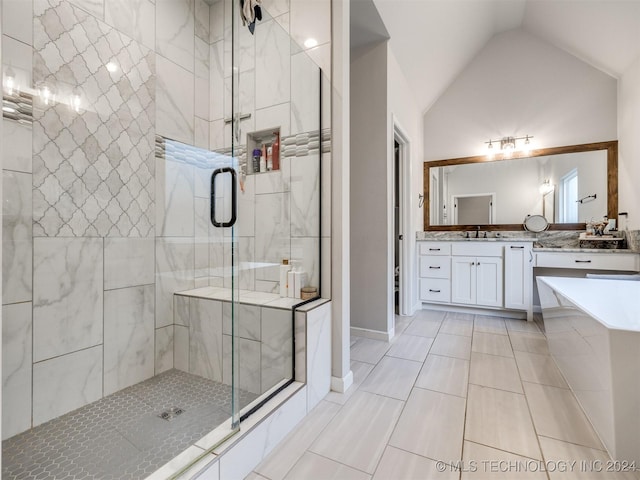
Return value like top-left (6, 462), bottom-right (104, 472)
top-left (429, 266), bottom-right (441, 269)
top-left (429, 248), bottom-right (441, 251)
top-left (511, 246), bottom-right (525, 249)
top-left (575, 260), bottom-right (592, 263)
top-left (471, 262), bottom-right (475, 266)
top-left (429, 289), bottom-right (441, 293)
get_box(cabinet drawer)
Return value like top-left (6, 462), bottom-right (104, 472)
top-left (451, 242), bottom-right (503, 257)
top-left (535, 252), bottom-right (639, 271)
top-left (419, 256), bottom-right (451, 279)
top-left (419, 279), bottom-right (451, 303)
top-left (419, 242), bottom-right (451, 256)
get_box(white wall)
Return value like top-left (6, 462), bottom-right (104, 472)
top-left (423, 29), bottom-right (617, 163)
top-left (350, 41), bottom-right (389, 334)
top-left (618, 54), bottom-right (640, 230)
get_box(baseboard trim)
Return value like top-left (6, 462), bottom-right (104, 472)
top-left (350, 326), bottom-right (394, 342)
top-left (330, 371), bottom-right (353, 394)
top-left (420, 302), bottom-right (528, 320)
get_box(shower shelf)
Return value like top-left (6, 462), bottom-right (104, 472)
top-left (175, 286), bottom-right (325, 310)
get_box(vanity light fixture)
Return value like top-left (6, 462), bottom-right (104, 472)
top-left (484, 135), bottom-right (534, 158)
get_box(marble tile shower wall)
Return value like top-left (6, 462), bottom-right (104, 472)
top-left (204, 0), bottom-right (332, 298)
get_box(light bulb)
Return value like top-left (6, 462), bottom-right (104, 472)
top-left (486, 140), bottom-right (494, 159)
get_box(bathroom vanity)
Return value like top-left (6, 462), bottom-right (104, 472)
top-left (418, 239), bottom-right (535, 319)
top-left (417, 237), bottom-right (640, 320)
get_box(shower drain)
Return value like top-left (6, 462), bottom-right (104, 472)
top-left (158, 406), bottom-right (185, 421)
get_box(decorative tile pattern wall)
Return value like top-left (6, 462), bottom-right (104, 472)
top-left (32, 0), bottom-right (155, 237)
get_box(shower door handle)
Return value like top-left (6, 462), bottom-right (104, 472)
top-left (211, 167), bottom-right (237, 228)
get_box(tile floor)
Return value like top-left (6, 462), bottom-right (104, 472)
top-left (245, 310), bottom-right (640, 480)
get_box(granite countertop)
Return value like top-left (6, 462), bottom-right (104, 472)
top-left (416, 232), bottom-right (537, 242)
top-left (416, 237), bottom-right (536, 242)
top-left (533, 247), bottom-right (640, 254)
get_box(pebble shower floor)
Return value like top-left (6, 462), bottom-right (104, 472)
top-left (2, 369), bottom-right (258, 479)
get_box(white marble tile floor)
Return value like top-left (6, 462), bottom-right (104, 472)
top-left (246, 311), bottom-right (636, 480)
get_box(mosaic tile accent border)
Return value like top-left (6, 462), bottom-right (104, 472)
top-left (32, 0), bottom-right (155, 237)
top-left (2, 92), bottom-right (34, 125)
top-left (155, 128), bottom-right (332, 169)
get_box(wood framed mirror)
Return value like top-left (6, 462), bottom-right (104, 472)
top-left (423, 140), bottom-right (618, 231)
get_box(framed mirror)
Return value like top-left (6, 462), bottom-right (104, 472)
top-left (423, 141), bottom-right (618, 231)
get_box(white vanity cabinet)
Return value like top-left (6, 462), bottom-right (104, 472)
top-left (418, 242), bottom-right (451, 303)
top-left (451, 256), bottom-right (503, 307)
top-left (450, 243), bottom-right (504, 308)
top-left (535, 251), bottom-right (639, 271)
top-left (504, 243), bottom-right (533, 310)
top-left (418, 240), bottom-right (533, 317)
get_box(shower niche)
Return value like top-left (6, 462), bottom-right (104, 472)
top-left (246, 127), bottom-right (281, 174)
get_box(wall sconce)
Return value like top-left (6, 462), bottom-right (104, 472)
top-left (485, 135), bottom-right (533, 159)
top-left (539, 179), bottom-right (554, 195)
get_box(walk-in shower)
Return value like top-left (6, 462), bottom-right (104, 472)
top-left (1, 0), bottom-right (330, 477)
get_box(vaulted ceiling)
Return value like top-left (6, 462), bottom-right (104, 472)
top-left (355, 0), bottom-right (640, 114)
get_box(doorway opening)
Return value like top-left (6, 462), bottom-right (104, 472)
top-left (394, 140), bottom-right (401, 314)
top-left (392, 120), bottom-right (412, 319)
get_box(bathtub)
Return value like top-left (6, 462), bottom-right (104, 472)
top-left (537, 276), bottom-right (640, 465)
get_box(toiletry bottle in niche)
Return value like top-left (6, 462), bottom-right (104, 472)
top-left (252, 148), bottom-right (261, 173)
top-left (279, 259), bottom-right (290, 297)
top-left (267, 146), bottom-right (273, 171)
top-left (272, 131), bottom-right (280, 171)
top-left (260, 144), bottom-right (267, 173)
